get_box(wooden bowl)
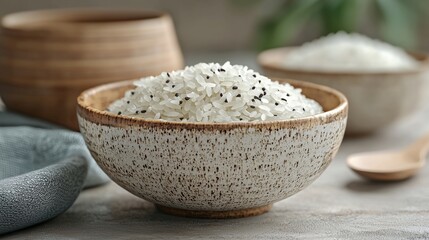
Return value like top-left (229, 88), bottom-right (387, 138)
top-left (259, 47), bottom-right (429, 135)
top-left (0, 9), bottom-right (183, 130)
top-left (1, 9), bottom-right (171, 39)
top-left (77, 79), bottom-right (348, 218)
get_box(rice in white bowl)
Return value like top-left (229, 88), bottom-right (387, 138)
top-left (108, 62), bottom-right (323, 122)
top-left (283, 32), bottom-right (419, 72)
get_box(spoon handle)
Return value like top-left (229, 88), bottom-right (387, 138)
top-left (406, 132), bottom-right (429, 158)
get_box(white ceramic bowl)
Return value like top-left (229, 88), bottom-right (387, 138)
top-left (259, 47), bottom-right (429, 135)
top-left (77, 79), bottom-right (348, 218)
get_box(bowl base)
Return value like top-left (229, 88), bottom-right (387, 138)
top-left (156, 204), bottom-right (272, 219)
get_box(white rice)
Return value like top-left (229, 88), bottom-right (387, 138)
top-left (283, 32), bottom-right (419, 72)
top-left (108, 62), bottom-right (323, 122)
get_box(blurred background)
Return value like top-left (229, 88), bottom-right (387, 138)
top-left (1, 0), bottom-right (428, 56)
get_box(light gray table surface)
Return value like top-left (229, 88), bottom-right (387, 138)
top-left (3, 52), bottom-right (429, 239)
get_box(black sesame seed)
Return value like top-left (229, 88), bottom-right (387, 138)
top-left (150, 95), bottom-right (153, 98)
top-left (302, 108), bottom-right (305, 111)
top-left (251, 86), bottom-right (256, 90)
top-left (126, 101), bottom-right (130, 104)
top-left (131, 91), bottom-right (135, 95)
top-left (274, 114), bottom-right (278, 116)
top-left (166, 80), bottom-right (170, 83)
top-left (239, 118), bottom-right (243, 120)
top-left (287, 93), bottom-right (290, 97)
top-left (236, 94), bottom-right (241, 97)
top-left (206, 76), bottom-right (210, 79)
top-left (220, 93), bottom-right (223, 97)
top-left (141, 110), bottom-right (146, 113)
top-left (224, 99), bottom-right (228, 103)
top-left (211, 69), bottom-right (215, 74)
top-left (253, 74), bottom-right (256, 78)
top-left (232, 86), bottom-right (238, 90)
top-left (251, 99), bottom-right (255, 102)
top-left (263, 92), bottom-right (267, 96)
top-left (250, 106), bottom-right (255, 109)
top-left (259, 93), bottom-right (263, 98)
top-left (275, 102), bottom-right (279, 106)
top-left (258, 80), bottom-right (261, 83)
top-left (117, 111), bottom-right (122, 115)
top-left (185, 97), bottom-right (190, 100)
top-left (238, 75), bottom-right (241, 77)
top-left (167, 73), bottom-right (170, 77)
top-left (172, 85), bottom-right (175, 88)
top-left (179, 100), bottom-right (183, 104)
top-left (135, 111), bottom-right (139, 114)
top-left (180, 117), bottom-right (184, 120)
top-left (175, 93), bottom-right (179, 97)
top-left (292, 108), bottom-right (296, 111)
top-left (281, 98), bottom-right (287, 101)
top-left (262, 87), bottom-right (266, 91)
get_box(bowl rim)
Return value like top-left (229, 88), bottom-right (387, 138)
top-left (1, 8), bottom-right (169, 33)
top-left (77, 79), bottom-right (348, 130)
top-left (258, 47), bottom-right (429, 77)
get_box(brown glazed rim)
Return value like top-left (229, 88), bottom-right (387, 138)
top-left (77, 79), bottom-right (348, 131)
top-left (1, 8), bottom-right (168, 31)
top-left (258, 47), bottom-right (429, 77)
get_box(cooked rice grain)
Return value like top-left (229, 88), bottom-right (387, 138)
top-left (283, 32), bottom-right (418, 72)
top-left (108, 62), bottom-right (323, 122)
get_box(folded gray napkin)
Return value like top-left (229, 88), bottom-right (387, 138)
top-left (0, 111), bottom-right (109, 235)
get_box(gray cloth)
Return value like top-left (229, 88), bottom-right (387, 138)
top-left (0, 111), bottom-right (109, 234)
top-left (0, 157), bottom-right (87, 236)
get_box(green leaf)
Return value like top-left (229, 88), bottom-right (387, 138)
top-left (229, 0), bottom-right (263, 8)
top-left (375, 0), bottom-right (418, 50)
top-left (404, 0), bottom-right (429, 15)
top-left (256, 0), bottom-right (322, 50)
top-left (320, 0), bottom-right (365, 34)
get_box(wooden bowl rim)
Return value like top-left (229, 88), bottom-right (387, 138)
top-left (77, 79), bottom-right (348, 130)
top-left (1, 8), bottom-right (169, 31)
top-left (258, 47), bottom-right (429, 77)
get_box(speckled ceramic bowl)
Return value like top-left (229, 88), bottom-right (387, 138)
top-left (77, 79), bottom-right (348, 218)
top-left (259, 48), bottom-right (429, 135)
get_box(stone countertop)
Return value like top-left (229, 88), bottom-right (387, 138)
top-left (3, 52), bottom-right (429, 239)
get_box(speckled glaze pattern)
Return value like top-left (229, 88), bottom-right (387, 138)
top-left (78, 116), bottom-right (346, 211)
top-left (76, 79), bottom-right (348, 213)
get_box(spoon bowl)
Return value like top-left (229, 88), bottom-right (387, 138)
top-left (347, 133), bottom-right (429, 181)
top-left (347, 151), bottom-right (424, 181)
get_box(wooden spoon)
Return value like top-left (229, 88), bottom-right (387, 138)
top-left (347, 133), bottom-right (429, 181)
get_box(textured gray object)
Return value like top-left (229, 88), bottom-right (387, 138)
top-left (0, 157), bottom-right (87, 234)
top-left (0, 112), bottom-right (109, 187)
top-left (0, 111), bottom-right (110, 234)
top-left (0, 125), bottom-right (108, 189)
